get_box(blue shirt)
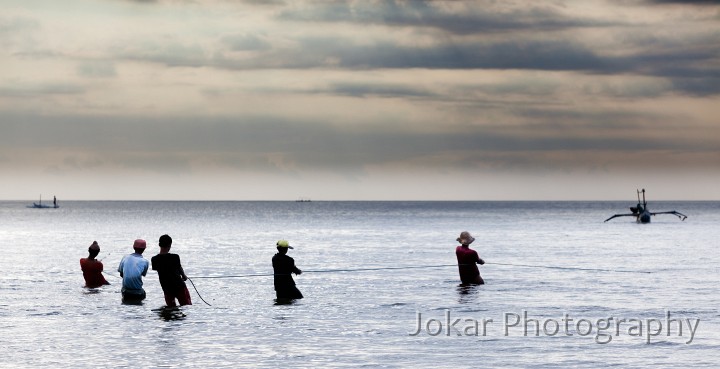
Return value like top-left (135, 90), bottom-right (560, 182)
top-left (118, 253), bottom-right (149, 291)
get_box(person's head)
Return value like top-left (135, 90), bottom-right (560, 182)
top-left (457, 231), bottom-right (475, 246)
top-left (133, 239), bottom-right (147, 254)
top-left (276, 239), bottom-right (293, 254)
top-left (88, 241), bottom-right (100, 258)
top-left (159, 234), bottom-right (172, 249)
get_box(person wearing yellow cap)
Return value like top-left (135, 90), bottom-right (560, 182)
top-left (80, 241), bottom-right (110, 288)
top-left (272, 240), bottom-right (303, 300)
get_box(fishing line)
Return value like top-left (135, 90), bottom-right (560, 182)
top-left (189, 262), bottom-right (651, 278)
top-left (190, 264), bottom-right (460, 279)
top-left (99, 272), bottom-right (213, 306)
top-left (186, 277), bottom-right (212, 306)
top-left (484, 262), bottom-right (652, 274)
top-left (103, 262), bottom-right (650, 307)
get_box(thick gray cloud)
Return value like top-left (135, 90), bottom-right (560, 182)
top-left (105, 31), bottom-right (718, 97)
top-left (315, 82), bottom-right (437, 98)
top-left (2, 111), bottom-right (716, 172)
top-left (278, 1), bottom-right (616, 35)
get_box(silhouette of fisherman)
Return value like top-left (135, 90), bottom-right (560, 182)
top-left (455, 231), bottom-right (485, 285)
top-left (151, 234), bottom-right (192, 307)
top-left (272, 240), bottom-right (303, 300)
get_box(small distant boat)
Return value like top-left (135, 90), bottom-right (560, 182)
top-left (27, 195), bottom-right (59, 209)
top-left (296, 198), bottom-right (312, 202)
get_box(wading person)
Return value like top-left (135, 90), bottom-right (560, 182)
top-left (80, 241), bottom-right (110, 288)
top-left (118, 239), bottom-right (150, 303)
top-left (272, 240), bottom-right (303, 300)
top-left (151, 234), bottom-right (192, 307)
top-left (455, 231), bottom-right (485, 285)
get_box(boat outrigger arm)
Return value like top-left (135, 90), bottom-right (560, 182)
top-left (604, 210), bottom-right (687, 223)
top-left (604, 189), bottom-right (687, 223)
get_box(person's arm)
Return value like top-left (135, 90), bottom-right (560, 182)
top-left (118, 258), bottom-right (124, 277)
top-left (292, 261), bottom-right (302, 275)
top-left (475, 251), bottom-right (485, 265)
top-left (174, 255), bottom-right (188, 281)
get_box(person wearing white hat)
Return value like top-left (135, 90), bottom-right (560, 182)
top-left (272, 240), bottom-right (303, 300)
top-left (455, 231), bottom-right (485, 285)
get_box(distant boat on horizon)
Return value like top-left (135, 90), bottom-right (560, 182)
top-left (295, 197), bottom-right (312, 202)
top-left (27, 195), bottom-right (59, 209)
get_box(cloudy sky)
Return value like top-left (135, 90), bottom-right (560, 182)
top-left (1, 0), bottom-right (719, 200)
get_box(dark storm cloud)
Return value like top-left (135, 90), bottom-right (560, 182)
top-left (2, 112), bottom-right (717, 172)
top-left (278, 1), bottom-right (614, 35)
top-left (81, 1), bottom-right (716, 98)
top-left (200, 37), bottom-right (612, 72)
top-left (117, 34), bottom-right (717, 97)
top-left (291, 38), bottom-right (608, 71)
top-left (316, 82), bottom-right (437, 98)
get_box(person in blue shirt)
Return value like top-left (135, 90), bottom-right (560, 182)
top-left (118, 239), bottom-right (150, 303)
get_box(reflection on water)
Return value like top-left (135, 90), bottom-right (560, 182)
top-left (273, 298), bottom-right (300, 306)
top-left (82, 288), bottom-right (102, 295)
top-left (121, 296), bottom-right (146, 306)
top-left (456, 283), bottom-right (481, 304)
top-left (153, 307), bottom-right (187, 321)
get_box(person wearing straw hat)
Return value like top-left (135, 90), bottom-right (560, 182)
top-left (272, 240), bottom-right (303, 300)
top-left (118, 239), bottom-right (150, 303)
top-left (80, 241), bottom-right (110, 288)
top-left (455, 231), bottom-right (485, 285)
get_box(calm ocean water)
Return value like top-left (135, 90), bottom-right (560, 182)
top-left (1, 200), bottom-right (718, 368)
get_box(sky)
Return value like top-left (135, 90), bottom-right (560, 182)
top-left (1, 0), bottom-right (719, 201)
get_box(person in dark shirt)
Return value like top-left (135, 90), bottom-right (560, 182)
top-left (272, 240), bottom-right (303, 300)
top-left (151, 234), bottom-right (192, 307)
top-left (455, 231), bottom-right (485, 285)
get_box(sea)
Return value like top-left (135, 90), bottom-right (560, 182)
top-left (0, 200), bottom-right (718, 368)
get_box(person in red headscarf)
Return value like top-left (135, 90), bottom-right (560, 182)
top-left (80, 241), bottom-right (110, 288)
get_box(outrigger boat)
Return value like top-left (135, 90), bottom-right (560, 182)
top-left (604, 189), bottom-right (686, 223)
top-left (27, 195), bottom-right (59, 209)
